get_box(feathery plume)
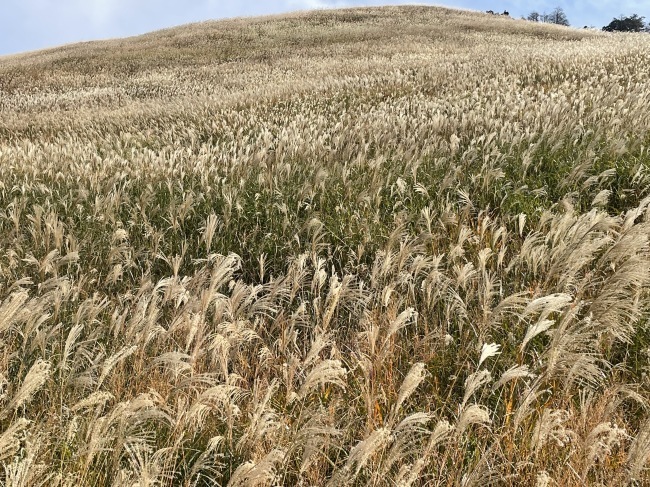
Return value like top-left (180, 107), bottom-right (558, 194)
top-left (478, 343), bottom-right (501, 368)
top-left (5, 360), bottom-right (51, 417)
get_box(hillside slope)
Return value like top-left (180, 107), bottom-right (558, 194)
top-left (1, 6), bottom-right (650, 486)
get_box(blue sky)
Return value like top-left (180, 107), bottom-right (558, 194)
top-left (1, 1), bottom-right (648, 56)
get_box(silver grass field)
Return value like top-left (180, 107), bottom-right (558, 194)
top-left (1, 5), bottom-right (650, 486)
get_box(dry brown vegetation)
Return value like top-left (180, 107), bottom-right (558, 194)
top-left (1, 5), bottom-right (650, 486)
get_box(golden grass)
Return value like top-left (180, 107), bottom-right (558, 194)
top-left (0, 5), bottom-right (650, 486)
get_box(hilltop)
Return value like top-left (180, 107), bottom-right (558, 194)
top-left (1, 6), bottom-right (592, 127)
top-left (0, 6), bottom-right (650, 486)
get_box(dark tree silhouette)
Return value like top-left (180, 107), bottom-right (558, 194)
top-left (547, 7), bottom-right (570, 26)
top-left (603, 14), bottom-right (645, 32)
top-left (527, 11), bottom-right (540, 22)
top-left (530, 7), bottom-right (569, 26)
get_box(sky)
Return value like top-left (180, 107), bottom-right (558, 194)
top-left (1, 0), bottom-right (648, 56)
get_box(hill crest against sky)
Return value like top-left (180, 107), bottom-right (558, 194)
top-left (1, 5), bottom-right (591, 62)
top-left (0, 0), bottom-right (645, 56)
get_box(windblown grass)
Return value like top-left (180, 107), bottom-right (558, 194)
top-left (1, 6), bottom-right (650, 486)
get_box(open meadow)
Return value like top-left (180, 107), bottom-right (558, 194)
top-left (1, 5), bottom-right (650, 485)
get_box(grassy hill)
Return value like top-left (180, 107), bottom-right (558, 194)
top-left (1, 6), bottom-right (650, 486)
